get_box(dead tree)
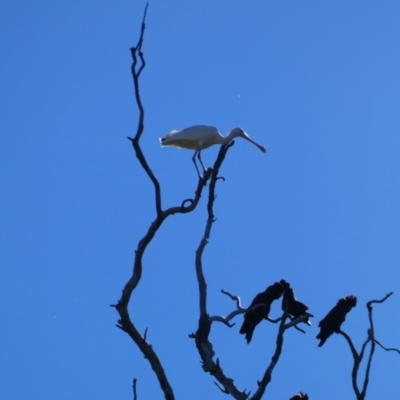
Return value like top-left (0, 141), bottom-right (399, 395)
top-left (112, 5), bottom-right (398, 399)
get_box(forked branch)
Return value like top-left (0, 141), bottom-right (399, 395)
top-left (193, 144), bottom-right (295, 399)
top-left (113, 5), bottom-right (217, 400)
top-left (338, 292), bottom-right (398, 400)
top-left (193, 143), bottom-right (250, 400)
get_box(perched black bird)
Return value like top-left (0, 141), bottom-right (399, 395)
top-left (290, 392), bottom-right (309, 400)
top-left (280, 280), bottom-right (313, 325)
top-left (240, 282), bottom-right (283, 343)
top-left (316, 295), bottom-right (357, 347)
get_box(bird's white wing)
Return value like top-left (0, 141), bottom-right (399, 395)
top-left (160, 125), bottom-right (219, 149)
top-left (161, 130), bottom-right (180, 140)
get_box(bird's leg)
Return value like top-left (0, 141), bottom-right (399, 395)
top-left (192, 151), bottom-right (202, 179)
top-left (197, 150), bottom-right (207, 173)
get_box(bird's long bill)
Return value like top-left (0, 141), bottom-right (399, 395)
top-left (243, 132), bottom-right (267, 153)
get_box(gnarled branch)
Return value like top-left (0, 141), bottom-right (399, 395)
top-left (338, 292), bottom-right (396, 400)
top-left (113, 6), bottom-right (216, 399)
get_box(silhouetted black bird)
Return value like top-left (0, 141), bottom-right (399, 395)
top-left (240, 282), bottom-right (283, 343)
top-left (290, 392), bottom-right (309, 400)
top-left (280, 280), bottom-right (313, 325)
top-left (316, 295), bottom-right (357, 347)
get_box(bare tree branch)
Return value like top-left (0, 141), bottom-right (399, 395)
top-left (251, 311), bottom-right (289, 400)
top-left (337, 292), bottom-right (395, 400)
top-left (358, 335), bottom-right (370, 362)
top-left (338, 330), bottom-right (359, 360)
top-left (113, 6), bottom-right (215, 400)
top-left (266, 316), bottom-right (283, 324)
top-left (368, 292), bottom-right (393, 306)
top-left (195, 142), bottom-right (234, 315)
top-left (133, 378), bottom-right (138, 400)
top-left (374, 339), bottom-right (400, 354)
top-left (210, 315), bottom-right (236, 327)
top-left (216, 289), bottom-right (283, 326)
top-left (196, 245), bottom-right (296, 399)
top-left (338, 330), bottom-right (362, 399)
top-left (193, 142), bottom-right (253, 400)
top-left (208, 289), bottom-right (308, 398)
top-left (126, 3), bottom-right (162, 215)
top-left (284, 315), bottom-right (310, 330)
top-left (221, 289), bottom-right (245, 308)
top-left (360, 292), bottom-right (394, 399)
top-left (210, 289), bottom-right (265, 328)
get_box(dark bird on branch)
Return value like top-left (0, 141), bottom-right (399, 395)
top-left (280, 280), bottom-right (313, 325)
top-left (290, 392), bottom-right (309, 400)
top-left (240, 282), bottom-right (283, 343)
top-left (316, 295), bottom-right (357, 347)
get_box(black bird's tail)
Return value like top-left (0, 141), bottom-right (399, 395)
top-left (239, 320), bottom-right (255, 344)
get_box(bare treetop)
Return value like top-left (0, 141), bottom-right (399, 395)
top-left (113, 5), bottom-right (399, 400)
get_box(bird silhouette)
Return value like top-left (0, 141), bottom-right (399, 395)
top-left (280, 280), bottom-right (313, 325)
top-left (290, 392), bottom-right (309, 400)
top-left (316, 295), bottom-right (357, 347)
top-left (240, 282), bottom-right (283, 344)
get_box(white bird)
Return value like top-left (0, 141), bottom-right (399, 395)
top-left (159, 125), bottom-right (266, 178)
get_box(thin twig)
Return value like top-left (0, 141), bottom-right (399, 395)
top-left (213, 290), bottom-right (284, 327)
top-left (221, 289), bottom-right (244, 309)
top-left (284, 315), bottom-right (310, 329)
top-left (133, 378), bottom-right (138, 400)
top-left (368, 292), bottom-right (393, 306)
top-left (128, 3), bottom-right (163, 216)
top-left (374, 339), bottom-right (400, 354)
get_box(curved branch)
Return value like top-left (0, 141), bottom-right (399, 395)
top-left (338, 330), bottom-right (362, 399)
top-left (211, 290), bottom-right (290, 328)
top-left (126, 3), bottom-right (163, 216)
top-left (221, 289), bottom-right (245, 309)
top-left (194, 142), bottom-right (252, 399)
top-left (115, 310), bottom-right (174, 399)
top-left (194, 314), bottom-right (248, 400)
top-left (118, 170), bottom-right (211, 306)
top-left (195, 142), bottom-right (234, 315)
top-left (337, 292), bottom-right (395, 400)
top-left (374, 339), bottom-right (400, 354)
top-left (338, 330), bottom-right (359, 360)
top-left (360, 292), bottom-right (393, 399)
top-left (251, 311), bottom-right (288, 400)
top-left (116, 146), bottom-right (228, 398)
top-left (114, 6), bottom-right (215, 400)
top-left (367, 291), bottom-right (393, 306)
top-left (284, 315), bottom-right (310, 330)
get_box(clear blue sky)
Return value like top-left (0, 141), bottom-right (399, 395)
top-left (1, 1), bottom-right (399, 399)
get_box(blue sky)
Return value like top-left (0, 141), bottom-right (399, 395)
top-left (1, 1), bottom-right (399, 399)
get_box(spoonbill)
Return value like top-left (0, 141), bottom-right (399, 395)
top-left (316, 295), bottom-right (357, 347)
top-left (159, 125), bottom-right (266, 178)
